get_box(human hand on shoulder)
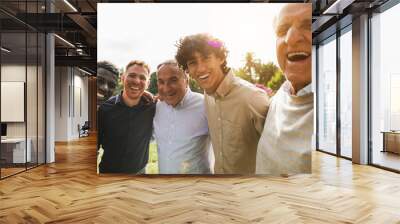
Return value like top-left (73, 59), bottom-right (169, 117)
top-left (142, 90), bottom-right (156, 103)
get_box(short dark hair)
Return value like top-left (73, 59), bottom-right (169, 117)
top-left (175, 33), bottom-right (229, 74)
top-left (97, 61), bottom-right (119, 77)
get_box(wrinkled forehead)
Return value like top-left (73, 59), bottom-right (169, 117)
top-left (276, 4), bottom-right (311, 26)
top-left (158, 64), bottom-right (184, 78)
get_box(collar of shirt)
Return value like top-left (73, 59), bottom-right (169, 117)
top-left (214, 70), bottom-right (235, 98)
top-left (283, 81), bottom-right (312, 96)
top-left (174, 87), bottom-right (191, 109)
top-left (115, 91), bottom-right (145, 107)
top-left (296, 83), bottom-right (312, 96)
top-left (115, 92), bottom-right (124, 105)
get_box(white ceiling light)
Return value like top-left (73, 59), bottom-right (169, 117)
top-left (323, 0), bottom-right (355, 15)
top-left (63, 0), bottom-right (78, 12)
top-left (54, 34), bottom-right (75, 48)
top-left (78, 67), bottom-right (92, 76)
top-left (1, 47), bottom-right (11, 53)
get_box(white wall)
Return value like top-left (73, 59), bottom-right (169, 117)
top-left (54, 67), bottom-right (89, 141)
top-left (1, 65), bottom-right (33, 138)
top-left (1, 65), bottom-right (25, 131)
top-left (55, 66), bottom-right (69, 141)
top-left (1, 63), bottom-right (46, 164)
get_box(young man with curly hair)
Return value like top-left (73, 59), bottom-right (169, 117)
top-left (175, 33), bottom-right (270, 174)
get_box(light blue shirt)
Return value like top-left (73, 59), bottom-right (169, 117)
top-left (154, 88), bottom-right (212, 174)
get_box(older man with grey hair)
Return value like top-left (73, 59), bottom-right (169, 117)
top-left (256, 3), bottom-right (313, 175)
top-left (153, 59), bottom-right (213, 174)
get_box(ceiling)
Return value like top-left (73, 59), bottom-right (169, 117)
top-left (1, 0), bottom-right (394, 74)
top-left (0, 0), bottom-right (98, 74)
top-left (311, 0), bottom-right (391, 44)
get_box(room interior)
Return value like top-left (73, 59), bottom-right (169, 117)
top-left (0, 0), bottom-right (399, 222)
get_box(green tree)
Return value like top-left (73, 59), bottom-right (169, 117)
top-left (113, 68), bottom-right (124, 96)
top-left (148, 72), bottom-right (158, 95)
top-left (267, 70), bottom-right (286, 91)
top-left (233, 52), bottom-right (284, 93)
top-left (257, 62), bottom-right (279, 87)
top-left (189, 77), bottom-right (203, 93)
top-left (234, 67), bottom-right (253, 83)
top-left (244, 52), bottom-right (259, 83)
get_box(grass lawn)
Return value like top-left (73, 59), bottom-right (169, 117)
top-left (146, 141), bottom-right (159, 174)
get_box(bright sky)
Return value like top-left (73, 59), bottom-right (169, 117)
top-left (98, 3), bottom-right (285, 72)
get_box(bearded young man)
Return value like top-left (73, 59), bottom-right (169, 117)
top-left (98, 60), bottom-right (155, 174)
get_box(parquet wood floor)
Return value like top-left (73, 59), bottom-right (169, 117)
top-left (1, 167), bottom-right (26, 178)
top-left (1, 135), bottom-right (400, 223)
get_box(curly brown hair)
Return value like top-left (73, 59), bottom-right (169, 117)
top-left (175, 33), bottom-right (229, 74)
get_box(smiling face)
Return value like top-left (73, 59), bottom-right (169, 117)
top-left (275, 4), bottom-right (312, 93)
top-left (186, 52), bottom-right (225, 94)
top-left (97, 67), bottom-right (117, 104)
top-left (157, 64), bottom-right (187, 107)
top-left (121, 64), bottom-right (149, 102)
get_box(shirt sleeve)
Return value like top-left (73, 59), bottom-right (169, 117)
top-left (248, 89), bottom-right (270, 135)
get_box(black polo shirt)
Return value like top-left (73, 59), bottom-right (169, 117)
top-left (98, 93), bottom-right (155, 173)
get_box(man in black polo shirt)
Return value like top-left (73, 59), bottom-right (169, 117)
top-left (98, 60), bottom-right (155, 173)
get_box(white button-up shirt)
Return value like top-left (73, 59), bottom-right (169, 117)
top-left (154, 88), bottom-right (212, 174)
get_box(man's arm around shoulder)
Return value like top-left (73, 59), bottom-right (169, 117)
top-left (248, 89), bottom-right (270, 135)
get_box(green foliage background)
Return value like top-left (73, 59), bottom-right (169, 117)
top-left (233, 52), bottom-right (285, 94)
top-left (146, 141), bottom-right (158, 174)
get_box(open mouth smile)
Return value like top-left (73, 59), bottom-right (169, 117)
top-left (287, 52), bottom-right (310, 62)
top-left (199, 74), bottom-right (209, 80)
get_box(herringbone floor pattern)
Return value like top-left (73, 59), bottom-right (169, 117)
top-left (1, 135), bottom-right (400, 223)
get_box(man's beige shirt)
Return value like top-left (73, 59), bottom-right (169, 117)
top-left (204, 70), bottom-right (270, 174)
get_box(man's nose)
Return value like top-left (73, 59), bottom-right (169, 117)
top-left (101, 83), bottom-right (109, 91)
top-left (197, 61), bottom-right (207, 73)
top-left (163, 83), bottom-right (172, 93)
top-left (285, 26), bottom-right (304, 46)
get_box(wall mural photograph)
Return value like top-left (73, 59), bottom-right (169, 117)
top-left (97, 3), bottom-right (313, 175)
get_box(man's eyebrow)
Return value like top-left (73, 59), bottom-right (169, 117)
top-left (127, 72), bottom-right (144, 76)
top-left (127, 72), bottom-right (148, 79)
top-left (276, 22), bottom-right (289, 28)
top-left (275, 22), bottom-right (290, 33)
